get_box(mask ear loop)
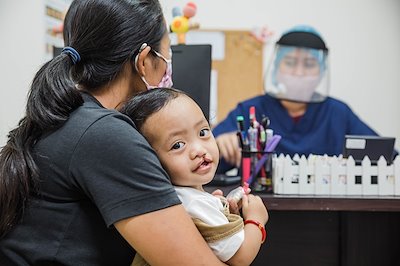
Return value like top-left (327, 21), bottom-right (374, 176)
top-left (134, 43), bottom-right (150, 72)
top-left (152, 49), bottom-right (172, 64)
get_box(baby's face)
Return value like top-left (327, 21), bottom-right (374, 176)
top-left (141, 95), bottom-right (219, 189)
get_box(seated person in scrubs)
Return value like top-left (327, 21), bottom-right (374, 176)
top-left (213, 25), bottom-right (387, 174)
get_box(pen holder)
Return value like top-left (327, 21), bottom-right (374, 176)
top-left (240, 150), bottom-right (274, 193)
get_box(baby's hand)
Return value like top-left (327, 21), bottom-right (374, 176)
top-left (241, 194), bottom-right (268, 225)
top-left (226, 183), bottom-right (251, 214)
top-left (211, 189), bottom-right (224, 198)
top-left (226, 183), bottom-right (250, 202)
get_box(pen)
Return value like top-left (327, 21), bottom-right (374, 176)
top-left (261, 115), bottom-right (270, 129)
top-left (236, 131), bottom-right (244, 148)
top-left (236, 115), bottom-right (248, 146)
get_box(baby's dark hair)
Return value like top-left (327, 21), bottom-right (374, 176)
top-left (120, 88), bottom-right (190, 132)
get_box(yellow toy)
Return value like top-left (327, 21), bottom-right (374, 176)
top-left (170, 2), bottom-right (200, 44)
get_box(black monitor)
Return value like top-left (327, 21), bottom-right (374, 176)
top-left (171, 44), bottom-right (212, 120)
top-left (343, 135), bottom-right (396, 164)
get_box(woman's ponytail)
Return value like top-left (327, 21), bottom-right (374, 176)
top-left (0, 54), bottom-right (83, 237)
top-left (1, 0), bottom-right (168, 237)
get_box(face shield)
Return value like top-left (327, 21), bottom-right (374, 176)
top-left (264, 43), bottom-right (330, 103)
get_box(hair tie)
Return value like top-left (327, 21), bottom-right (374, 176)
top-left (62, 46), bottom-right (81, 65)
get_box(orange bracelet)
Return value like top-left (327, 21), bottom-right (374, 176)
top-left (244, 219), bottom-right (267, 243)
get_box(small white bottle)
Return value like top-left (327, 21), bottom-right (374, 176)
top-left (226, 183), bottom-right (250, 203)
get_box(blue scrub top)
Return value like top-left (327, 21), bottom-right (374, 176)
top-left (213, 94), bottom-right (380, 173)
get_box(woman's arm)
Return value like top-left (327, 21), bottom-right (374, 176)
top-left (225, 223), bottom-right (264, 266)
top-left (225, 194), bottom-right (268, 266)
top-left (115, 204), bottom-right (227, 265)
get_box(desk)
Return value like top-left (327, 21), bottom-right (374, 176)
top-left (205, 185), bottom-right (400, 266)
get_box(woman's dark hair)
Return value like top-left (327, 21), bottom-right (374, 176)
top-left (120, 88), bottom-right (188, 132)
top-left (0, 0), bottom-right (166, 237)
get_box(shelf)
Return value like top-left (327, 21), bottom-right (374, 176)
top-left (205, 185), bottom-right (400, 212)
top-left (258, 193), bottom-right (400, 212)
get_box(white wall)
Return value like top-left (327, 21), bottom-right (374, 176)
top-left (1, 0), bottom-right (399, 150)
top-left (0, 0), bottom-right (45, 145)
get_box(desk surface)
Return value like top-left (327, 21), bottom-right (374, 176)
top-left (205, 185), bottom-right (400, 212)
top-left (204, 184), bottom-right (400, 266)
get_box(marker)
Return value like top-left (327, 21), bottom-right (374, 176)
top-left (266, 128), bottom-right (273, 146)
top-left (241, 144), bottom-right (251, 184)
top-left (236, 115), bottom-right (245, 131)
top-left (259, 128), bottom-right (266, 150)
top-left (249, 106), bottom-right (259, 128)
top-left (265, 134), bottom-right (282, 153)
top-left (249, 106), bottom-right (256, 122)
top-left (248, 126), bottom-right (258, 152)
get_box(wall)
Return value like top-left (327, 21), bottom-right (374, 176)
top-left (1, 0), bottom-right (399, 151)
top-left (0, 0), bottom-right (45, 145)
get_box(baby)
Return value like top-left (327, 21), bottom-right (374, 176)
top-left (121, 88), bottom-right (268, 265)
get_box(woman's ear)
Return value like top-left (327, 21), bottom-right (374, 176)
top-left (135, 45), bottom-right (152, 77)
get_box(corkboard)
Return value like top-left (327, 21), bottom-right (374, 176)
top-left (212, 30), bottom-right (264, 124)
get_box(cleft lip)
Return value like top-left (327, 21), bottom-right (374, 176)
top-left (193, 156), bottom-right (213, 172)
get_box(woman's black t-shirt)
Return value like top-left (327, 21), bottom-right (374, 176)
top-left (0, 93), bottom-right (180, 265)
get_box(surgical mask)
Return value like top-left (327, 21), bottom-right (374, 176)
top-left (135, 44), bottom-right (173, 90)
top-left (276, 72), bottom-right (321, 102)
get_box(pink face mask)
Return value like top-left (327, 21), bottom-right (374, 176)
top-left (276, 72), bottom-right (320, 102)
top-left (135, 44), bottom-right (173, 90)
top-left (147, 49), bottom-right (173, 89)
